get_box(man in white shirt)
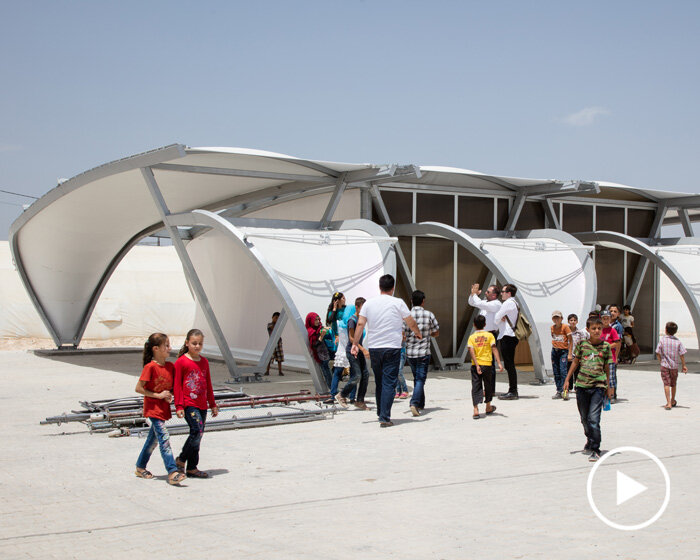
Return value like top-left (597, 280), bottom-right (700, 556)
top-left (352, 274), bottom-right (421, 427)
top-left (469, 283), bottom-right (502, 396)
top-left (494, 283), bottom-right (520, 399)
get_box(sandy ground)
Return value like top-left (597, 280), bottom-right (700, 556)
top-left (0, 336), bottom-right (188, 352)
top-left (0, 348), bottom-right (698, 559)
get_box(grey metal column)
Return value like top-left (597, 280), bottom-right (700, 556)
top-left (679, 208), bottom-right (694, 237)
top-left (369, 186), bottom-right (447, 369)
top-left (627, 203), bottom-right (667, 308)
top-left (542, 199), bottom-right (561, 230)
top-left (141, 167), bottom-right (241, 379)
top-left (505, 192), bottom-right (526, 234)
top-left (254, 309), bottom-right (288, 374)
top-left (320, 173), bottom-right (348, 228)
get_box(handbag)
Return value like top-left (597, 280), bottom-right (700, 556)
top-left (505, 301), bottom-right (532, 341)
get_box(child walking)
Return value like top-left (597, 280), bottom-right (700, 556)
top-left (174, 328), bottom-right (219, 479)
top-left (563, 316), bottom-right (613, 462)
top-left (567, 313), bottom-right (589, 390)
top-left (265, 312), bottom-right (284, 376)
top-left (134, 333), bottom-right (186, 485)
top-left (467, 315), bottom-right (503, 419)
top-left (656, 321), bottom-right (688, 410)
top-left (550, 310), bottom-right (573, 399)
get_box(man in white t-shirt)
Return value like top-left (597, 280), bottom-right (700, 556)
top-left (352, 274), bottom-right (421, 427)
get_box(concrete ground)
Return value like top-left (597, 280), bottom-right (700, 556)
top-left (1, 350), bottom-right (698, 559)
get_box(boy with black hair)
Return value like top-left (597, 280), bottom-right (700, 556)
top-left (656, 321), bottom-right (687, 410)
top-left (468, 315), bottom-right (503, 419)
top-left (563, 316), bottom-right (613, 462)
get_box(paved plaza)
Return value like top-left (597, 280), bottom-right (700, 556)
top-left (1, 349), bottom-right (698, 559)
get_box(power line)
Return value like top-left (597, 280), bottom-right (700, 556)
top-left (0, 189), bottom-right (39, 200)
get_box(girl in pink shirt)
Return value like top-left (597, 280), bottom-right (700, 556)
top-left (174, 329), bottom-right (219, 478)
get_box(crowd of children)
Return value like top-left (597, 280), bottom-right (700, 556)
top-left (133, 287), bottom-right (691, 482)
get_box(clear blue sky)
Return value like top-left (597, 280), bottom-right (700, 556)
top-left (1, 1), bottom-right (699, 238)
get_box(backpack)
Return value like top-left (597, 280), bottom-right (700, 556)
top-left (505, 302), bottom-right (533, 341)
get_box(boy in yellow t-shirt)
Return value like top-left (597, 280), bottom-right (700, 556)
top-left (468, 315), bottom-right (504, 419)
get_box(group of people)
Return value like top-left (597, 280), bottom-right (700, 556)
top-left (133, 275), bottom-right (690, 482)
top-left (305, 276), bottom-right (439, 426)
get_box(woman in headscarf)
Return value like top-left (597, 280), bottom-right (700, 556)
top-left (306, 312), bottom-right (333, 392)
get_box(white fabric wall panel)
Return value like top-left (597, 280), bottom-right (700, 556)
top-left (656, 244), bottom-right (700, 349)
top-left (188, 224), bottom-right (393, 370)
top-left (481, 238), bottom-right (593, 374)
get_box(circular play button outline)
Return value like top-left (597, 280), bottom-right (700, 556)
top-left (586, 446), bottom-right (671, 531)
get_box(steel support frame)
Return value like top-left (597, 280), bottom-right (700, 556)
top-left (575, 231), bottom-right (700, 350)
top-left (164, 211), bottom-right (394, 394)
top-left (390, 222), bottom-right (550, 381)
top-left (369, 185), bottom-right (447, 368)
top-left (141, 167), bottom-right (241, 379)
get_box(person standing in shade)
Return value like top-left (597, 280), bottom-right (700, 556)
top-left (404, 290), bottom-right (440, 417)
top-left (495, 284), bottom-right (520, 400)
top-left (468, 283), bottom-right (502, 396)
top-left (351, 274), bottom-right (421, 428)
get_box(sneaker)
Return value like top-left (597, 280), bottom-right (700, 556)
top-left (354, 401), bottom-right (369, 410)
top-left (335, 394), bottom-right (348, 407)
top-left (552, 392), bottom-right (563, 399)
top-left (498, 392), bottom-right (519, 400)
top-left (379, 421), bottom-right (394, 428)
top-left (582, 443), bottom-right (592, 455)
top-left (589, 451), bottom-right (601, 462)
top-left (410, 405), bottom-right (420, 417)
top-left (322, 397), bottom-right (335, 405)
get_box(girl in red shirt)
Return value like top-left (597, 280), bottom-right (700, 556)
top-left (174, 329), bottom-right (219, 478)
top-left (135, 333), bottom-right (186, 485)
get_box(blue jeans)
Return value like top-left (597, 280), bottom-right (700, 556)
top-left (395, 351), bottom-right (408, 393)
top-left (136, 417), bottom-right (177, 474)
top-left (576, 386), bottom-right (605, 452)
top-left (551, 348), bottom-right (569, 392)
top-left (369, 348), bottom-right (401, 422)
top-left (342, 350), bottom-right (369, 402)
top-left (330, 366), bottom-right (344, 396)
top-left (319, 360), bottom-right (332, 391)
top-left (178, 407), bottom-right (207, 471)
top-left (408, 355), bottom-right (430, 408)
top-left (609, 362), bottom-right (617, 390)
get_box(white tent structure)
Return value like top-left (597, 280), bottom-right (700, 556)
top-left (10, 143), bottom-right (700, 388)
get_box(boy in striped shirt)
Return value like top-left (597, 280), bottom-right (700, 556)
top-left (563, 316), bottom-right (613, 462)
top-left (656, 321), bottom-right (687, 410)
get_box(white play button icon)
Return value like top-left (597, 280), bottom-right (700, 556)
top-left (587, 446), bottom-right (671, 531)
top-left (616, 470), bottom-right (647, 505)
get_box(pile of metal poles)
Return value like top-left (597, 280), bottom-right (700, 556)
top-left (41, 389), bottom-right (335, 436)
